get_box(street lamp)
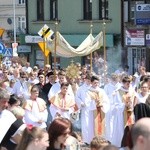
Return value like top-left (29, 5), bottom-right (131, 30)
top-left (13, 0), bottom-right (16, 43)
top-left (13, 0), bottom-right (18, 56)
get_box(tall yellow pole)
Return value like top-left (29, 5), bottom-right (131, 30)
top-left (54, 21), bottom-right (58, 78)
top-left (103, 19), bottom-right (106, 83)
top-left (90, 21), bottom-right (93, 73)
top-left (0, 28), bottom-right (5, 66)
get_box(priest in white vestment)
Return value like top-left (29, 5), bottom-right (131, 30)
top-left (88, 76), bottom-right (110, 139)
top-left (75, 74), bottom-right (94, 144)
top-left (104, 73), bottom-right (120, 143)
top-left (111, 76), bottom-right (136, 147)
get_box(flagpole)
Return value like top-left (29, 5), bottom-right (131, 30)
top-left (90, 21), bottom-right (93, 73)
top-left (54, 21), bottom-right (58, 78)
top-left (103, 19), bottom-right (106, 83)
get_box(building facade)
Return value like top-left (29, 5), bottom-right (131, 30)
top-left (0, 0), bottom-right (26, 44)
top-left (121, 0), bottom-right (150, 74)
top-left (22, 0), bottom-right (122, 72)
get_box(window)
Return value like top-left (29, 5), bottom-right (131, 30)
top-left (99, 0), bottom-right (108, 19)
top-left (83, 0), bottom-right (92, 20)
top-left (18, 0), bottom-right (25, 4)
top-left (37, 0), bottom-right (44, 21)
top-left (18, 16), bottom-right (26, 31)
top-left (129, 1), bottom-right (144, 22)
top-left (50, 0), bottom-right (58, 20)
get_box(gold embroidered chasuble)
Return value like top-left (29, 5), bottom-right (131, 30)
top-left (50, 93), bottom-right (76, 111)
top-left (88, 89), bottom-right (105, 136)
top-left (118, 88), bottom-right (135, 126)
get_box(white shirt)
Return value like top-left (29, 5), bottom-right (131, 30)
top-left (0, 110), bottom-right (16, 143)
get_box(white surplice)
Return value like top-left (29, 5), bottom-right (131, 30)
top-left (23, 98), bottom-right (48, 128)
top-left (0, 110), bottom-right (16, 143)
top-left (111, 86), bottom-right (135, 147)
top-left (104, 82), bottom-right (120, 143)
top-left (75, 83), bottom-right (95, 144)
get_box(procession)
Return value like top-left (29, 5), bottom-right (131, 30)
top-left (1, 0), bottom-right (150, 150)
top-left (0, 60), bottom-right (150, 150)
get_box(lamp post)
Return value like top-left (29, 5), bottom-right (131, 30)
top-left (0, 28), bottom-right (5, 65)
top-left (54, 21), bottom-right (58, 79)
top-left (12, 0), bottom-right (18, 57)
top-left (13, 0), bottom-right (16, 43)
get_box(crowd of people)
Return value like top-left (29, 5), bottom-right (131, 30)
top-left (0, 60), bottom-right (150, 150)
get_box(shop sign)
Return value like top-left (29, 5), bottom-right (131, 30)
top-left (18, 45), bottom-right (31, 53)
top-left (135, 4), bottom-right (150, 25)
top-left (125, 30), bottom-right (145, 46)
top-left (25, 35), bottom-right (42, 43)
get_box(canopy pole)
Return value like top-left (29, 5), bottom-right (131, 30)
top-left (90, 21), bottom-right (93, 73)
top-left (103, 19), bottom-right (106, 83)
top-left (54, 21), bottom-right (58, 79)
